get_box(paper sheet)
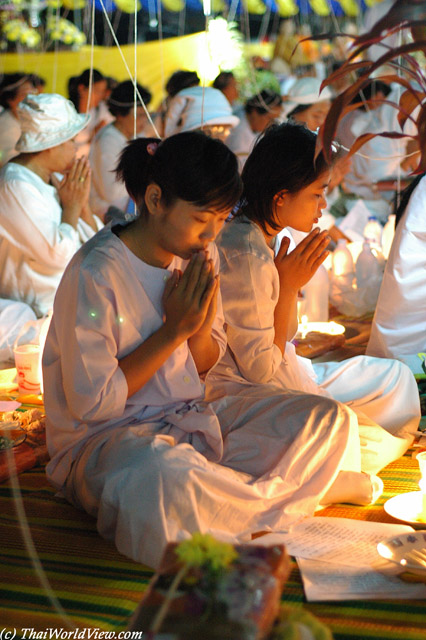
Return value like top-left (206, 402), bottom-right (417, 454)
top-left (256, 517), bottom-right (414, 567)
top-left (248, 517), bottom-right (426, 601)
top-left (298, 557), bottom-right (426, 601)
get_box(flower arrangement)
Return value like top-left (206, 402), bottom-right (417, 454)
top-left (2, 18), bottom-right (41, 49)
top-left (130, 532), bottom-right (331, 640)
top-left (46, 15), bottom-right (86, 47)
top-left (0, 0), bottom-right (87, 51)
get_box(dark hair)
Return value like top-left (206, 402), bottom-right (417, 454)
top-left (29, 73), bottom-right (46, 89)
top-left (67, 68), bottom-right (104, 109)
top-left (394, 172), bottom-right (426, 227)
top-left (245, 90), bottom-right (282, 115)
top-left (107, 80), bottom-right (152, 118)
top-left (116, 131), bottom-right (242, 217)
top-left (350, 80), bottom-right (391, 111)
top-left (287, 103), bottom-right (313, 119)
top-left (165, 70), bottom-right (200, 98)
top-left (238, 121), bottom-right (334, 233)
top-left (212, 71), bottom-right (235, 92)
top-left (0, 73), bottom-right (32, 109)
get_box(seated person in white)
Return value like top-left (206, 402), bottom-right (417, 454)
top-left (0, 93), bottom-right (103, 318)
top-left (44, 132), bottom-right (376, 570)
top-left (366, 172), bottom-right (426, 358)
top-left (0, 73), bottom-right (35, 167)
top-left (89, 80), bottom-right (152, 221)
top-left (210, 122), bottom-right (420, 477)
top-left (226, 90), bottom-right (282, 170)
top-left (338, 82), bottom-right (418, 221)
top-left (68, 69), bottom-right (113, 158)
top-left (163, 85), bottom-right (239, 142)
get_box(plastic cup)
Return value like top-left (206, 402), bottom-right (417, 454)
top-left (13, 344), bottom-right (41, 395)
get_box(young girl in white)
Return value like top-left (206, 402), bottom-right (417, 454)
top-left (44, 131), bottom-right (375, 570)
top-left (210, 122), bottom-right (420, 477)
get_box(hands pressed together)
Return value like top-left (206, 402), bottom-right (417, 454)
top-left (274, 228), bottom-right (330, 293)
top-left (52, 157), bottom-right (92, 229)
top-left (162, 250), bottom-right (219, 342)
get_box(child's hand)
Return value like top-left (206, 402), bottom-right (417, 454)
top-left (162, 251), bottom-right (217, 341)
top-left (275, 229), bottom-right (330, 293)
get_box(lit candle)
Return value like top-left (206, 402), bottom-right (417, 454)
top-left (301, 315), bottom-right (309, 339)
top-left (297, 320), bottom-right (345, 338)
top-left (417, 452), bottom-right (426, 522)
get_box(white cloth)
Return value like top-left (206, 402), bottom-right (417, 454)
top-left (367, 175), bottom-right (426, 357)
top-left (0, 162), bottom-right (99, 317)
top-left (0, 110), bottom-right (20, 167)
top-left (211, 217), bottom-right (420, 473)
top-left (89, 123), bottom-right (130, 218)
top-left (225, 112), bottom-right (258, 171)
top-left (44, 223), bottom-right (359, 569)
top-left (361, 0), bottom-right (398, 63)
top-left (0, 298), bottom-right (37, 363)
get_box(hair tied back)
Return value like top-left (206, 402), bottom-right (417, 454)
top-left (147, 142), bottom-right (158, 156)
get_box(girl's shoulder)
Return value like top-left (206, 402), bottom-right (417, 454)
top-left (217, 216), bottom-right (271, 262)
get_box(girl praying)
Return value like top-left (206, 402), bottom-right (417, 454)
top-left (44, 131), bottom-right (378, 570)
top-left (210, 121), bottom-right (420, 478)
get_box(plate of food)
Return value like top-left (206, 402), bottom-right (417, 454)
top-left (0, 420), bottom-right (27, 450)
top-left (377, 531), bottom-right (426, 574)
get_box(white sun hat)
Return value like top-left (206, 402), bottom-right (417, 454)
top-left (15, 93), bottom-right (90, 153)
top-left (282, 77), bottom-right (334, 117)
top-left (164, 86), bottom-right (239, 137)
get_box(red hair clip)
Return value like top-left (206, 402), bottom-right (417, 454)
top-left (147, 142), bottom-right (158, 156)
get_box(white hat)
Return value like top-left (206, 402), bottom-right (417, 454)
top-left (283, 77), bottom-right (334, 117)
top-left (16, 93), bottom-right (90, 153)
top-left (164, 86), bottom-right (239, 137)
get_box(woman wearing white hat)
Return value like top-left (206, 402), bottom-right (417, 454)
top-left (163, 86), bottom-right (239, 141)
top-left (0, 93), bottom-right (102, 318)
top-left (283, 76), bottom-right (333, 132)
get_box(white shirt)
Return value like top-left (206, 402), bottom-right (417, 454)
top-left (43, 225), bottom-right (227, 489)
top-left (89, 123), bottom-right (130, 218)
top-left (367, 174), bottom-right (426, 357)
top-left (0, 163), bottom-right (98, 317)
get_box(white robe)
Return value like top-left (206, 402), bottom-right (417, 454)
top-left (210, 217), bottom-right (420, 474)
top-left (89, 123), bottom-right (130, 219)
top-left (0, 163), bottom-right (100, 317)
top-left (43, 223), bottom-right (361, 569)
top-left (367, 175), bottom-right (426, 358)
top-left (225, 113), bottom-right (258, 171)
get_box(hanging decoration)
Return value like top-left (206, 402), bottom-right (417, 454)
top-left (275, 0), bottom-right (298, 17)
top-left (114, 0), bottom-right (142, 11)
top-left (336, 0), bottom-right (360, 17)
top-left (308, 0), bottom-right (329, 17)
top-left (161, 0), bottom-right (185, 10)
top-left (241, 0), bottom-right (266, 16)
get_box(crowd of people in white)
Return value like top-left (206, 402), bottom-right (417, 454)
top-left (0, 5), bottom-right (424, 568)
